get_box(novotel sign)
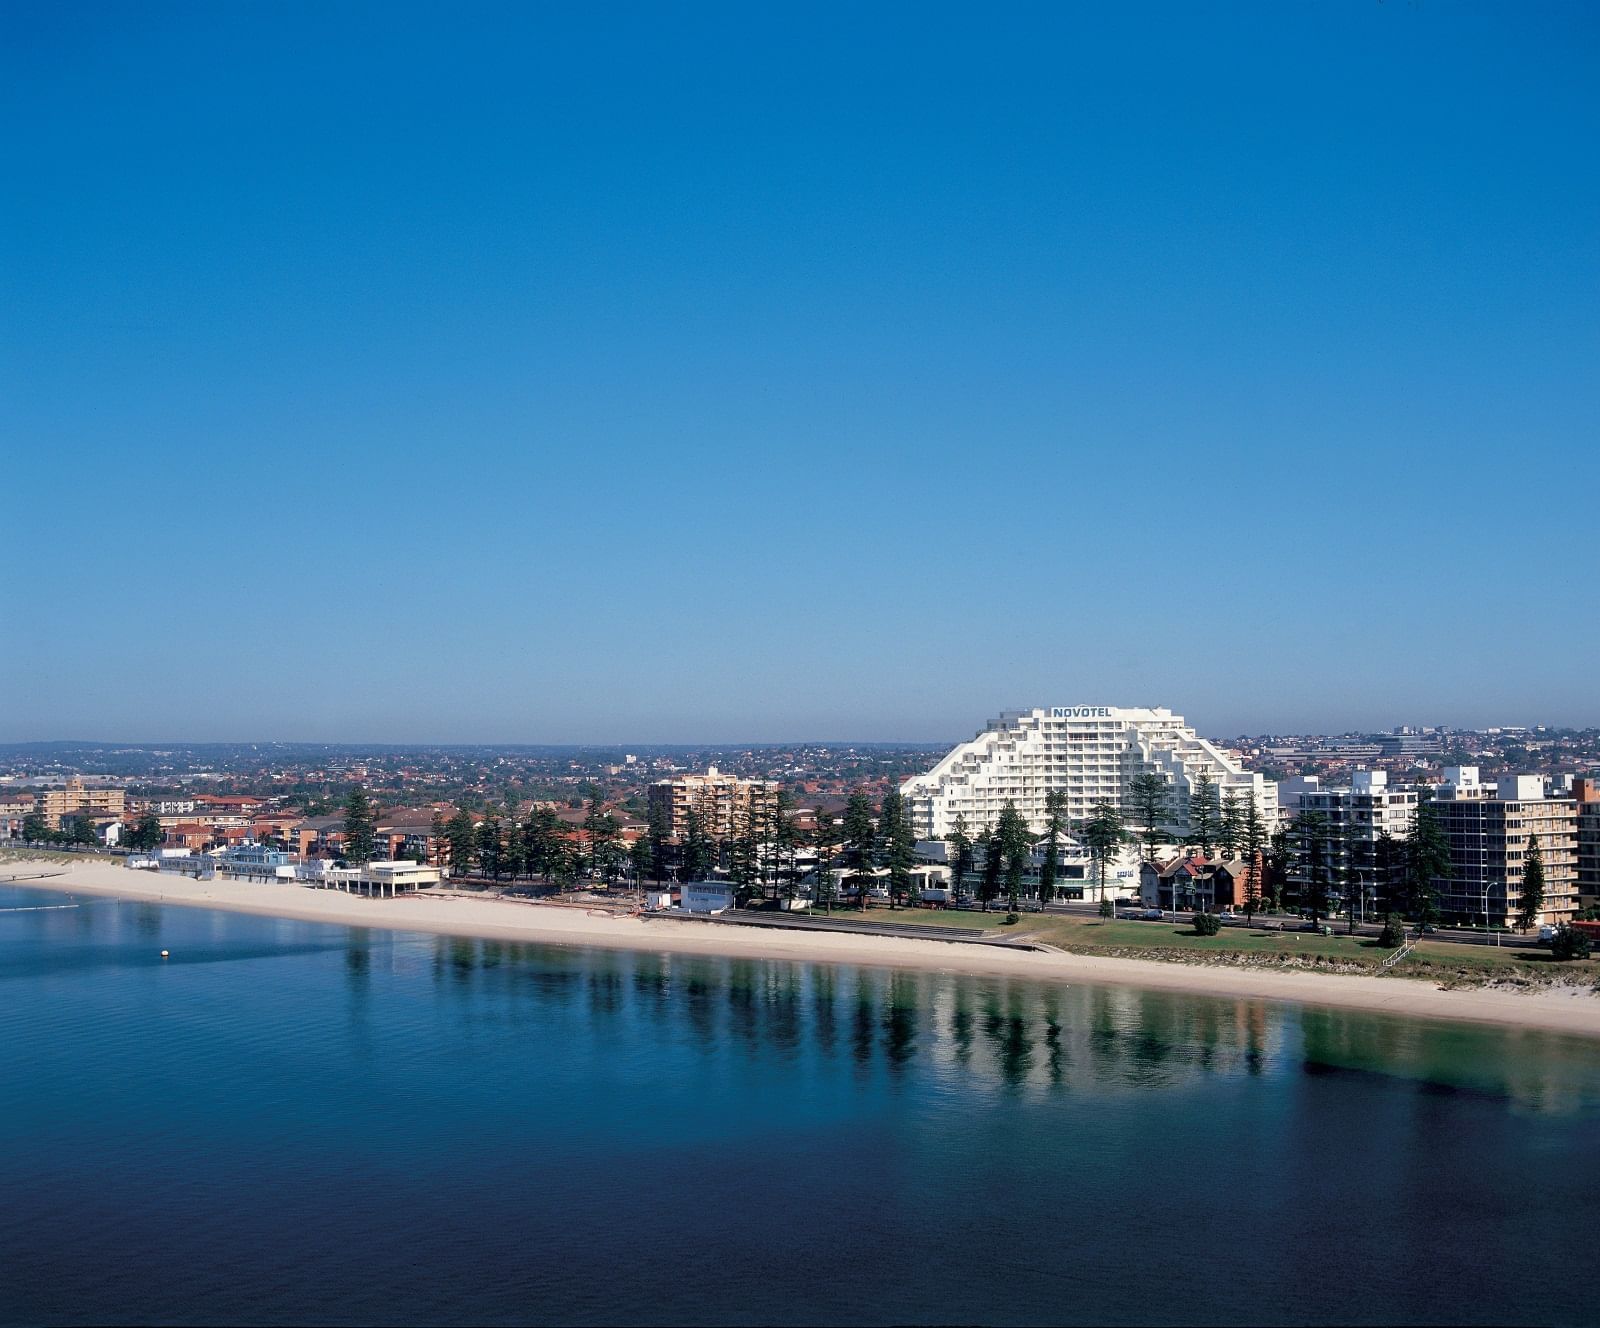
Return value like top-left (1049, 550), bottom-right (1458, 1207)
top-left (1050, 706), bottom-right (1112, 719)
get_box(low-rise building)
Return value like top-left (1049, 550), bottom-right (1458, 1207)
top-left (681, 881), bottom-right (736, 914)
top-left (214, 844), bottom-right (297, 880)
top-left (315, 861), bottom-right (441, 897)
top-left (1140, 855), bottom-right (1255, 912)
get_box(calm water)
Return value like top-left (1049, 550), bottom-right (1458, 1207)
top-left (3, 882), bottom-right (1598, 1327)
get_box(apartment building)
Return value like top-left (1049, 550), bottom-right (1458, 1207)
top-left (35, 776), bottom-right (126, 830)
top-left (900, 705), bottom-right (1276, 841)
top-left (647, 767), bottom-right (780, 842)
top-left (1431, 767), bottom-right (1578, 928)
top-left (1286, 771), bottom-right (1418, 916)
top-left (1576, 777), bottom-right (1600, 911)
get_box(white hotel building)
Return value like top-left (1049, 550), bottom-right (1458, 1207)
top-left (901, 706), bottom-right (1277, 841)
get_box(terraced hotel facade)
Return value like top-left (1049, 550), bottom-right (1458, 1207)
top-left (901, 705), bottom-right (1278, 840)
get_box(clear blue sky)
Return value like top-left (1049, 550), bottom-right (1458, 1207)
top-left (3, 2), bottom-right (1596, 744)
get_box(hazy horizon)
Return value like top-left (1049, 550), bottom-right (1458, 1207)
top-left (3, 709), bottom-right (1594, 751)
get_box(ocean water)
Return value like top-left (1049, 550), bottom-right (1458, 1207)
top-left (2, 881), bottom-right (1598, 1327)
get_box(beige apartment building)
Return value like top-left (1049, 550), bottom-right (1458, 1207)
top-left (1432, 768), bottom-right (1577, 928)
top-left (36, 777), bottom-right (126, 830)
top-left (647, 767), bottom-right (780, 842)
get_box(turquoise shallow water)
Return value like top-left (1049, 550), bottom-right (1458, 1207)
top-left (3, 881), bottom-right (1598, 1326)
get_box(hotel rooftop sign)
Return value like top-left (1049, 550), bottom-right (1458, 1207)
top-left (1050, 706), bottom-right (1112, 719)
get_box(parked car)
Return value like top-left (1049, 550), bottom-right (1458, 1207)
top-left (1538, 924), bottom-right (1559, 944)
top-left (1142, 908), bottom-right (1163, 920)
top-left (1217, 910), bottom-right (1238, 921)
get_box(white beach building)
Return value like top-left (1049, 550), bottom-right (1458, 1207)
top-left (315, 860), bottom-right (442, 898)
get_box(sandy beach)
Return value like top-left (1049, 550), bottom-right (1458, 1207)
top-left (7, 858), bottom-right (1600, 1038)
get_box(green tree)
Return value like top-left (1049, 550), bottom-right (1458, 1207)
top-left (1265, 828), bottom-right (1291, 912)
top-left (842, 790), bottom-right (877, 909)
top-left (500, 821), bottom-right (526, 878)
top-left (1550, 924), bottom-right (1591, 961)
top-left (1078, 802), bottom-right (1127, 910)
top-left (946, 812), bottom-right (974, 903)
top-left (976, 826), bottom-right (1002, 912)
top-left (476, 814), bottom-right (504, 881)
top-left (628, 835), bottom-right (653, 891)
top-left (1187, 772), bottom-right (1220, 858)
top-left (1405, 793), bottom-right (1451, 932)
top-left (1038, 790), bottom-right (1067, 906)
top-left (1378, 913), bottom-right (1407, 948)
top-left (1192, 912), bottom-right (1221, 936)
top-left (995, 800), bottom-right (1032, 916)
top-left (772, 789), bottom-right (800, 902)
top-left (879, 790), bottom-right (915, 909)
top-left (1290, 810), bottom-right (1332, 926)
top-left (549, 837), bottom-right (579, 889)
top-left (127, 813), bottom-right (163, 852)
top-left (682, 807), bottom-right (712, 883)
top-left (21, 811), bottom-right (51, 843)
top-left (1241, 796), bottom-right (1268, 866)
top-left (1127, 774), bottom-right (1171, 862)
top-left (520, 807), bottom-right (557, 880)
top-left (342, 785), bottom-right (377, 865)
top-left (646, 798), bottom-right (670, 884)
top-left (728, 803), bottom-right (760, 904)
top-left (812, 808), bottom-right (838, 912)
top-left (1219, 790), bottom-right (1244, 859)
top-left (584, 796), bottom-right (622, 883)
top-left (1517, 834), bottom-right (1546, 934)
top-left (429, 811), bottom-right (446, 869)
top-left (445, 809), bottom-right (477, 878)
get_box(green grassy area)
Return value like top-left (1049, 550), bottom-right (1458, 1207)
top-left (0, 846), bottom-right (119, 867)
top-left (820, 903), bottom-right (1600, 986)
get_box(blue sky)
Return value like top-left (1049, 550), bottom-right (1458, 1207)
top-left (3, 2), bottom-right (1596, 743)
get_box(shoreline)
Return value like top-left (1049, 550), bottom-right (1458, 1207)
top-left (7, 860), bottom-right (1600, 1038)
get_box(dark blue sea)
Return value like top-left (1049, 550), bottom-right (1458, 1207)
top-left (3, 880), bottom-right (1598, 1326)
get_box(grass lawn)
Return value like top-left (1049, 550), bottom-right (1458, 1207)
top-left (833, 903), bottom-right (1600, 986)
top-left (0, 846), bottom-right (121, 867)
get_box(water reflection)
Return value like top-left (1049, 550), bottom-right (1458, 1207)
top-left (419, 936), bottom-right (1600, 1114)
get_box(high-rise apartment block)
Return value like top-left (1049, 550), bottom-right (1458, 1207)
top-left (1286, 770), bottom-right (1418, 914)
top-left (1575, 777), bottom-right (1600, 912)
top-left (1431, 767), bottom-right (1577, 928)
top-left (647, 767), bottom-right (780, 842)
top-left (900, 706), bottom-right (1276, 841)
